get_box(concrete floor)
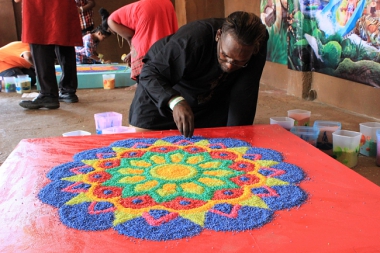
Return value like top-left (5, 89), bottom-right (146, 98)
top-left (1, 84), bottom-right (379, 186)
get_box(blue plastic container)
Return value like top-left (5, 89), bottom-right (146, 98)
top-left (290, 126), bottom-right (320, 146)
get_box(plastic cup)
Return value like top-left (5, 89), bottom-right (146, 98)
top-left (62, 130), bottom-right (91, 137)
top-left (290, 126), bottom-right (319, 146)
top-left (16, 77), bottom-right (31, 94)
top-left (270, 117), bottom-right (295, 130)
top-left (359, 122), bottom-right (380, 157)
top-left (287, 109), bottom-right (311, 126)
top-left (94, 112), bottom-right (122, 134)
top-left (313, 120), bottom-right (342, 156)
top-left (332, 130), bottom-right (362, 168)
top-left (102, 74), bottom-right (115, 89)
top-left (3, 76), bottom-right (16, 93)
top-left (102, 126), bottom-right (136, 134)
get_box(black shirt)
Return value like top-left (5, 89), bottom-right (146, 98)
top-left (129, 18), bottom-right (268, 130)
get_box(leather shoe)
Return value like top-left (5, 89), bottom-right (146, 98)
top-left (59, 93), bottom-right (79, 103)
top-left (19, 95), bottom-right (60, 109)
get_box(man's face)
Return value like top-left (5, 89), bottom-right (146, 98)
top-left (216, 30), bottom-right (254, 73)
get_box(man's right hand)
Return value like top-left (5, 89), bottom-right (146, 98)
top-left (172, 100), bottom-right (194, 138)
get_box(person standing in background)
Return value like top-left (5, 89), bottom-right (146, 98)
top-left (76, 0), bottom-right (96, 35)
top-left (107, 0), bottom-right (178, 89)
top-left (16, 0), bottom-right (83, 109)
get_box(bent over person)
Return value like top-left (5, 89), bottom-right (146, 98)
top-left (128, 11), bottom-right (269, 137)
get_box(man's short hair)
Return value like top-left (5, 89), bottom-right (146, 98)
top-left (222, 11), bottom-right (267, 55)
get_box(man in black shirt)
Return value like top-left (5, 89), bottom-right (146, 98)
top-left (129, 11), bottom-right (269, 137)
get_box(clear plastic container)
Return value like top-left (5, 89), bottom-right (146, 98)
top-left (313, 120), bottom-right (342, 156)
top-left (332, 130), bottom-right (362, 168)
top-left (287, 109), bottom-right (311, 126)
top-left (359, 122), bottom-right (380, 157)
top-left (270, 117), bottom-right (295, 130)
top-left (62, 130), bottom-right (91, 137)
top-left (102, 74), bottom-right (115, 89)
top-left (290, 126), bottom-right (319, 146)
top-left (94, 112), bottom-right (122, 134)
top-left (16, 77), bottom-right (31, 94)
top-left (3, 76), bottom-right (16, 92)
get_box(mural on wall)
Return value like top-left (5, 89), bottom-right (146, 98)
top-left (261, 0), bottom-right (380, 88)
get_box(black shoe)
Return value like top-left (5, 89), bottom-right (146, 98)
top-left (19, 95), bottom-right (60, 109)
top-left (59, 93), bottom-right (79, 103)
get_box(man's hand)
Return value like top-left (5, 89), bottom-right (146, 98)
top-left (122, 52), bottom-right (131, 66)
top-left (172, 100), bottom-right (194, 138)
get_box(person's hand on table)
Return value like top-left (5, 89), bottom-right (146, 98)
top-left (172, 100), bottom-right (194, 138)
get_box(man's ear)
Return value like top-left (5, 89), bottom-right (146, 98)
top-left (215, 29), bottom-right (222, 42)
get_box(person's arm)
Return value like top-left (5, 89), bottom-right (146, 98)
top-left (78, 0), bottom-right (95, 13)
top-left (21, 51), bottom-right (34, 67)
top-left (139, 35), bottom-right (204, 137)
top-left (107, 19), bottom-right (134, 47)
top-left (14, 0), bottom-right (21, 2)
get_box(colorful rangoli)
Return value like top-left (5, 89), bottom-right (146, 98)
top-left (38, 136), bottom-right (307, 241)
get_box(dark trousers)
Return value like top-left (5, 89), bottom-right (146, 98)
top-left (30, 44), bottom-right (78, 97)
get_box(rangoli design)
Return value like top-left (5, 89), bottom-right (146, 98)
top-left (38, 136), bottom-right (307, 241)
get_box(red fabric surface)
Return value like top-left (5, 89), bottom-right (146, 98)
top-left (1, 125), bottom-right (380, 252)
top-left (21, 0), bottom-right (82, 46)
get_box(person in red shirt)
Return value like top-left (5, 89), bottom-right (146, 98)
top-left (16, 0), bottom-right (82, 109)
top-left (107, 0), bottom-right (178, 89)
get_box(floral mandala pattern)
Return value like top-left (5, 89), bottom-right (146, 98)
top-left (38, 136), bottom-right (307, 241)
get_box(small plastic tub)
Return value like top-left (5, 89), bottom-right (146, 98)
top-left (359, 122), bottom-right (380, 157)
top-left (287, 109), bottom-right (311, 126)
top-left (94, 111), bottom-right (122, 134)
top-left (62, 130), bottom-right (91, 137)
top-left (102, 126), bottom-right (136, 134)
top-left (332, 130), bottom-right (362, 168)
top-left (270, 117), bottom-right (295, 130)
top-left (290, 126), bottom-right (319, 146)
top-left (313, 120), bottom-right (342, 156)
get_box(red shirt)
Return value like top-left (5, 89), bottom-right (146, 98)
top-left (21, 0), bottom-right (82, 46)
top-left (109, 0), bottom-right (178, 79)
